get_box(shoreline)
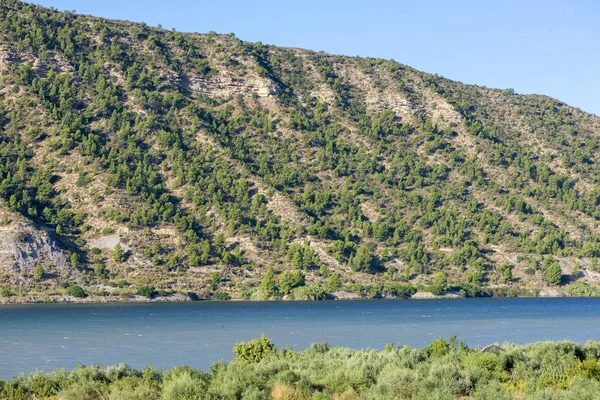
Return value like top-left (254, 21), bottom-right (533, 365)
top-left (0, 289), bottom-right (580, 305)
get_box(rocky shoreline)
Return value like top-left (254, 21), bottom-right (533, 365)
top-left (0, 289), bottom-right (575, 305)
top-left (0, 292), bottom-right (192, 304)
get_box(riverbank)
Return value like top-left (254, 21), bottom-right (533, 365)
top-left (2, 338), bottom-right (600, 399)
top-left (0, 288), bottom-right (582, 304)
top-left (0, 292), bottom-right (192, 304)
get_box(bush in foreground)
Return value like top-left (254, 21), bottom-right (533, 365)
top-left (3, 338), bottom-right (600, 399)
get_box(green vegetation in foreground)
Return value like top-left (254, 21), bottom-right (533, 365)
top-left (3, 337), bottom-right (600, 399)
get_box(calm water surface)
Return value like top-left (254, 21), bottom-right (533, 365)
top-left (1, 298), bottom-right (600, 379)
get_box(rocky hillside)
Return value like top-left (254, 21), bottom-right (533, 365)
top-left (1, 0), bottom-right (600, 302)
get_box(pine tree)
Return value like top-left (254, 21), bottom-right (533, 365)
top-left (113, 244), bottom-right (125, 263)
top-left (70, 253), bottom-right (80, 268)
top-left (431, 272), bottom-right (447, 295)
top-left (497, 262), bottom-right (513, 283)
top-left (278, 271), bottom-right (305, 295)
top-left (260, 266), bottom-right (277, 298)
top-left (210, 272), bottom-right (220, 287)
top-left (34, 265), bottom-right (44, 281)
top-left (545, 262), bottom-right (562, 285)
top-left (350, 246), bottom-right (373, 273)
top-left (327, 274), bottom-right (342, 292)
top-left (291, 251), bottom-right (303, 269)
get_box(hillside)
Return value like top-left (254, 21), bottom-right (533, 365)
top-left (1, 0), bottom-right (600, 302)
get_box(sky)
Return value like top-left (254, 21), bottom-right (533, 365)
top-left (31, 0), bottom-right (599, 116)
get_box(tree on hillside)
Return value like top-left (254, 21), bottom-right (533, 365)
top-left (70, 253), bottom-right (80, 268)
top-left (545, 262), bottom-right (562, 285)
top-left (431, 272), bottom-right (447, 295)
top-left (34, 265), bottom-right (44, 281)
top-left (260, 266), bottom-right (277, 298)
top-left (497, 262), bottom-right (513, 283)
top-left (210, 272), bottom-right (221, 287)
top-left (327, 273), bottom-right (342, 292)
top-left (113, 244), bottom-right (125, 263)
top-left (350, 246), bottom-right (374, 273)
top-left (278, 270), bottom-right (305, 295)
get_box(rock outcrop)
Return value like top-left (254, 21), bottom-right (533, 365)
top-left (0, 219), bottom-right (72, 283)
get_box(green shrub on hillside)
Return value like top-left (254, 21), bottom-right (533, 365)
top-left (137, 285), bottom-right (156, 299)
top-left (1, 286), bottom-right (17, 297)
top-left (213, 292), bottom-right (231, 301)
top-left (66, 285), bottom-right (86, 298)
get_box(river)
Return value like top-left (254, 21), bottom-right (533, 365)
top-left (1, 297), bottom-right (600, 379)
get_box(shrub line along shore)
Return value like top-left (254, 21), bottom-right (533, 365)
top-left (2, 337), bottom-right (600, 399)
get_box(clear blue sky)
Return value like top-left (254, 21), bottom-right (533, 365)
top-left (31, 0), bottom-right (599, 116)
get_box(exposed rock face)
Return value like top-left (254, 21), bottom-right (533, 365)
top-left (30, 51), bottom-right (73, 77)
top-left (87, 235), bottom-right (124, 251)
top-left (183, 75), bottom-right (280, 98)
top-left (0, 45), bottom-right (20, 69)
top-left (411, 291), bottom-right (462, 299)
top-left (539, 288), bottom-right (564, 297)
top-left (0, 222), bottom-right (72, 282)
top-left (0, 292), bottom-right (192, 304)
top-left (331, 291), bottom-right (361, 300)
top-left (0, 46), bottom-right (72, 76)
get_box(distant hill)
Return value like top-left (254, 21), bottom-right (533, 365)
top-left (1, 0), bottom-right (600, 301)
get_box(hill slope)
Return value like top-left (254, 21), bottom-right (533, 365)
top-left (1, 0), bottom-right (600, 301)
